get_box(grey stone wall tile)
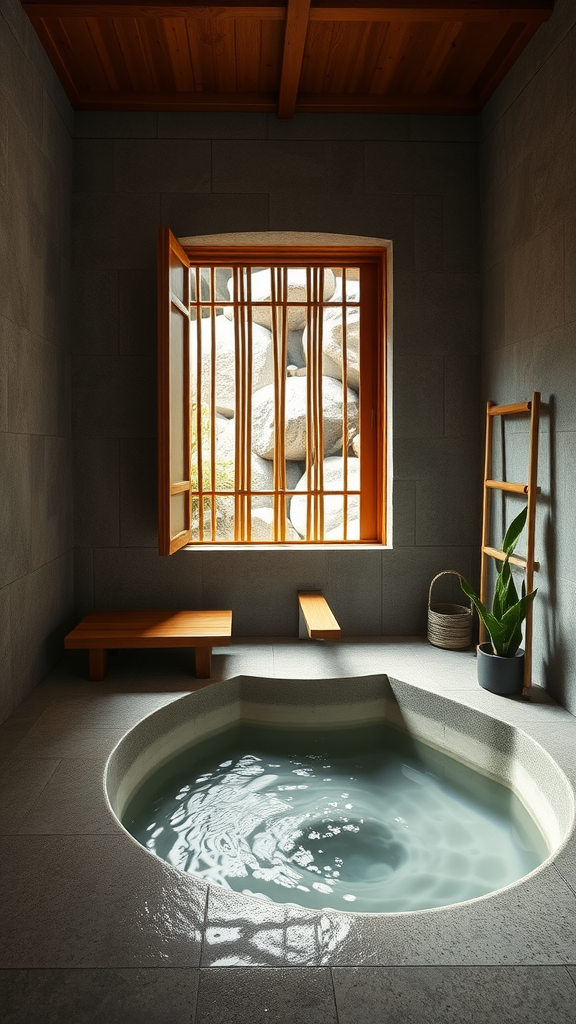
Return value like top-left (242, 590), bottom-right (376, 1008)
top-left (381, 545), bottom-right (477, 635)
top-left (505, 27), bottom-right (576, 178)
top-left (267, 113), bottom-right (410, 141)
top-left (0, 93), bottom-right (7, 191)
top-left (481, 156), bottom-right (534, 269)
top-left (118, 269), bottom-right (156, 356)
top-left (74, 112), bottom-right (158, 139)
top-left (73, 437), bottom-right (120, 547)
top-left (409, 115), bottom-right (479, 142)
top-left (0, 315), bottom-right (10, 433)
top-left (481, 262), bottom-right (506, 352)
top-left (201, 549), bottom-right (328, 636)
top-left (212, 141), bottom-right (328, 194)
top-left (161, 192), bottom-right (270, 237)
top-left (93, 547), bottom-right (202, 610)
top-left (530, 107), bottom-right (576, 239)
top-left (413, 195), bottom-right (442, 271)
top-left (73, 138), bottom-right (115, 193)
top-left (114, 139), bottom-right (211, 193)
top-left (35, 436), bottom-right (74, 570)
top-left (442, 191), bottom-right (480, 273)
top-left (72, 193), bottom-right (160, 270)
top-left (534, 575), bottom-right (576, 714)
top-left (74, 547), bottom-right (94, 619)
top-left (0, 585), bottom-right (11, 723)
top-left (41, 89), bottom-right (72, 172)
top-left (365, 141), bottom-right (478, 197)
top-left (480, 116), bottom-right (508, 200)
top-left (270, 193), bottom-right (413, 270)
top-left (0, 15), bottom-right (43, 144)
top-left (393, 350), bottom-right (444, 439)
top-left (7, 326), bottom-right (70, 436)
top-left (565, 211), bottom-right (576, 324)
top-left (504, 220), bottom-right (565, 347)
top-left (120, 438), bottom-right (157, 547)
top-left (9, 551), bottom-right (74, 710)
top-left (72, 355), bottom-right (156, 439)
top-left (443, 351), bottom-right (482, 438)
top-left (159, 112), bottom-right (267, 139)
top-left (394, 437), bottom-right (482, 546)
top-left (326, 549), bottom-right (382, 635)
top-left (394, 272), bottom-right (481, 356)
top-left (0, 433), bottom-right (44, 588)
top-left (392, 479), bottom-right (416, 547)
top-left (72, 268), bottom-right (119, 355)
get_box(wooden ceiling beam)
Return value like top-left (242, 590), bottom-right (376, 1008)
top-left (278, 0), bottom-right (311, 119)
top-left (75, 89), bottom-right (279, 109)
top-left (73, 88), bottom-right (481, 112)
top-left (295, 91), bottom-right (481, 112)
top-left (22, 1), bottom-right (554, 23)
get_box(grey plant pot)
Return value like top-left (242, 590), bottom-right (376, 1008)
top-left (477, 642), bottom-right (525, 695)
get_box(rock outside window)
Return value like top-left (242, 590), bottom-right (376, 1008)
top-left (158, 229), bottom-right (389, 552)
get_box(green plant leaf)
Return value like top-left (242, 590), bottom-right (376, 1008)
top-left (460, 576), bottom-right (508, 655)
top-left (500, 589), bottom-right (538, 655)
top-left (502, 506), bottom-right (528, 556)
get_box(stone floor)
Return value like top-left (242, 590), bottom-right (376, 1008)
top-left (1, 637), bottom-right (576, 1023)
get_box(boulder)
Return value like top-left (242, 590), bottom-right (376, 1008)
top-left (225, 268), bottom-right (336, 331)
top-left (194, 315), bottom-right (274, 417)
top-left (352, 433), bottom-right (360, 458)
top-left (303, 306), bottom-right (360, 391)
top-left (251, 375), bottom-right (358, 461)
top-left (289, 456), bottom-right (360, 538)
top-left (212, 416), bottom-right (303, 506)
top-left (250, 507), bottom-right (300, 541)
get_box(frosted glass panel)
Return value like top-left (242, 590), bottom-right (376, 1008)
top-left (169, 309), bottom-right (186, 484)
top-left (171, 491), bottom-right (186, 536)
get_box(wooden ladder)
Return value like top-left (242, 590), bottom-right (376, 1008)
top-left (480, 392), bottom-right (541, 692)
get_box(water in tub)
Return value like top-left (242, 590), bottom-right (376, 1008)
top-left (123, 723), bottom-right (549, 913)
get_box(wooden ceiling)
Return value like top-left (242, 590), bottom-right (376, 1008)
top-left (22, 1), bottom-right (553, 118)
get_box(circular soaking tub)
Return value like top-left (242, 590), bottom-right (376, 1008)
top-left (105, 674), bottom-right (574, 915)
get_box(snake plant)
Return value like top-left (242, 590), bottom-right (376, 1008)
top-left (460, 507), bottom-right (537, 657)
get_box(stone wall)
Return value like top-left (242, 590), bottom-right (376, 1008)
top-left (72, 110), bottom-right (481, 636)
top-left (0, 0), bottom-right (74, 722)
top-left (481, 0), bottom-right (576, 710)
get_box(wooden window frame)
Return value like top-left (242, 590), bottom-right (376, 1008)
top-left (158, 228), bottom-right (389, 554)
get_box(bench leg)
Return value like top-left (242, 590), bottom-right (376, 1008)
top-left (89, 649), bottom-right (107, 682)
top-left (195, 646), bottom-right (212, 678)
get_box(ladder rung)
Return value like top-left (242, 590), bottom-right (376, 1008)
top-left (486, 479), bottom-right (528, 494)
top-left (482, 545), bottom-right (540, 572)
top-left (488, 401), bottom-right (532, 416)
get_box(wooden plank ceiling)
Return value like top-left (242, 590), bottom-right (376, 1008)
top-left (22, 1), bottom-right (553, 117)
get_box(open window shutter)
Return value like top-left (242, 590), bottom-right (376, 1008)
top-left (158, 227), bottom-right (192, 555)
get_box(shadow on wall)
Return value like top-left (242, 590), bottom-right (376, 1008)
top-left (540, 397), bottom-right (566, 703)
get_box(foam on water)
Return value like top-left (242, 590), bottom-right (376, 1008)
top-left (123, 723), bottom-right (549, 913)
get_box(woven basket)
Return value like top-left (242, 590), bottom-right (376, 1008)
top-left (428, 570), bottom-right (473, 650)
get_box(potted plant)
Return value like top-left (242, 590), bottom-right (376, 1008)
top-left (459, 507), bottom-right (537, 695)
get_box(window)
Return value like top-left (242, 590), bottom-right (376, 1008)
top-left (158, 229), bottom-right (389, 553)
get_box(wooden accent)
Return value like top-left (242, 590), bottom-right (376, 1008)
top-left (298, 591), bottom-right (341, 640)
top-left (485, 479), bottom-right (530, 495)
top-left (158, 227), bottom-right (192, 556)
top-left (22, 2), bottom-right (552, 117)
top-left (278, 0), bottom-right (311, 119)
top-left (482, 545), bottom-right (540, 574)
top-left (488, 400), bottom-right (532, 416)
top-left (181, 243), bottom-right (387, 545)
top-left (65, 609), bottom-right (233, 679)
top-left (479, 393), bottom-right (541, 692)
top-left (89, 648), bottom-right (108, 681)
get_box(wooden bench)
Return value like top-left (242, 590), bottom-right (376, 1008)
top-left (298, 592), bottom-right (341, 640)
top-left (64, 610), bottom-right (233, 681)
